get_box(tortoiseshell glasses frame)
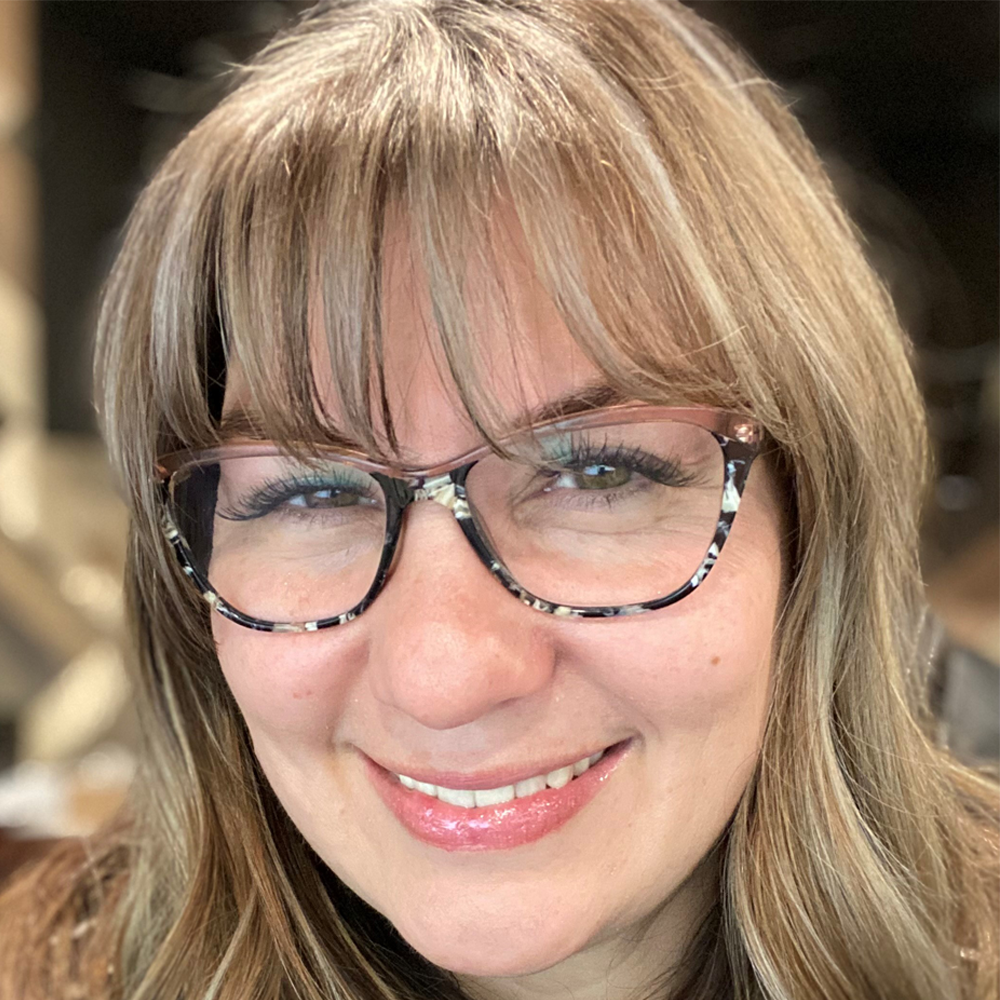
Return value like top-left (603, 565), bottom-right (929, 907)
top-left (155, 404), bottom-right (762, 633)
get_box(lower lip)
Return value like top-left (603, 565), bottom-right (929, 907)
top-left (365, 740), bottom-right (632, 852)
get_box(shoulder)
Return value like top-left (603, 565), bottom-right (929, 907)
top-left (0, 834), bottom-right (127, 1000)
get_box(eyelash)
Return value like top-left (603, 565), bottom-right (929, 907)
top-left (217, 442), bottom-right (697, 522)
top-left (540, 442), bottom-right (696, 489)
top-left (218, 474), bottom-right (377, 522)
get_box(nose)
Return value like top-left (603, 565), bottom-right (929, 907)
top-left (365, 501), bottom-right (557, 731)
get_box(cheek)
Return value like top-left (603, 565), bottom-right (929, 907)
top-left (212, 619), bottom-right (363, 747)
top-left (576, 534), bottom-right (781, 750)
top-left (625, 593), bottom-right (774, 723)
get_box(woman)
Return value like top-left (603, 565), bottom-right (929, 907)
top-left (2, 1), bottom-right (997, 997)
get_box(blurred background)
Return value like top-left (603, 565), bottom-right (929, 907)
top-left (0, 1), bottom-right (996, 874)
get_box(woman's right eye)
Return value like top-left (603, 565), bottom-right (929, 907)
top-left (286, 488), bottom-right (366, 509)
top-left (218, 476), bottom-right (381, 522)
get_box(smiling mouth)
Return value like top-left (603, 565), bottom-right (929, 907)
top-left (364, 739), bottom-right (633, 851)
top-left (392, 747), bottom-right (610, 809)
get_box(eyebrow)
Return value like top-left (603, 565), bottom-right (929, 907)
top-left (217, 379), bottom-right (635, 448)
top-left (517, 381), bottom-right (632, 425)
top-left (217, 407), bottom-right (361, 445)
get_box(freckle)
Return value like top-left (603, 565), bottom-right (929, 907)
top-left (292, 689), bottom-right (313, 700)
top-left (710, 656), bottom-right (720, 666)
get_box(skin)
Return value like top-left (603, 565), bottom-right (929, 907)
top-left (213, 208), bottom-right (785, 1000)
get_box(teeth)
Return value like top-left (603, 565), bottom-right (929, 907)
top-left (474, 785), bottom-right (515, 807)
top-left (545, 765), bottom-right (574, 788)
top-left (395, 748), bottom-right (608, 809)
top-left (514, 775), bottom-right (547, 798)
top-left (437, 786), bottom-right (476, 808)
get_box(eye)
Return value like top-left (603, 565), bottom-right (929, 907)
top-left (287, 487), bottom-right (369, 508)
top-left (546, 464), bottom-right (632, 491)
top-left (216, 469), bottom-right (384, 522)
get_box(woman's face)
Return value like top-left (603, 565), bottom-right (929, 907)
top-left (213, 212), bottom-right (785, 994)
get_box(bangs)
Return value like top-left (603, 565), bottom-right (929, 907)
top-left (101, 0), bottom-right (891, 483)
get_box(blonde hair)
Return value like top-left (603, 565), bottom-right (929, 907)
top-left (3, 1), bottom-right (997, 998)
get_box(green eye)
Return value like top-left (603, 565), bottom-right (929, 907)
top-left (551, 464), bottom-right (632, 491)
top-left (288, 489), bottom-right (367, 509)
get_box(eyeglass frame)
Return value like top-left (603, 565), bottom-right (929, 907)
top-left (155, 404), bottom-right (763, 633)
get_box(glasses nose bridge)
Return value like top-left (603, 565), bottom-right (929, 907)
top-left (411, 471), bottom-right (472, 520)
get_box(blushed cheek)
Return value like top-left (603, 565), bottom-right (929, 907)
top-left (212, 618), bottom-right (361, 743)
top-left (596, 555), bottom-right (780, 740)
top-left (212, 623), bottom-right (362, 861)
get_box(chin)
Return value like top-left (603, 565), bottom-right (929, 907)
top-left (390, 905), bottom-right (589, 978)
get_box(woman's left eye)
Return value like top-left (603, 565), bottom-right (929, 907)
top-left (547, 464), bottom-right (632, 491)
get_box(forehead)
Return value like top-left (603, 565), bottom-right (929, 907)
top-left (225, 204), bottom-right (624, 463)
top-left (381, 205), bottom-right (609, 447)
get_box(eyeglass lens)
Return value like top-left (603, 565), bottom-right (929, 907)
top-left (168, 420), bottom-right (725, 623)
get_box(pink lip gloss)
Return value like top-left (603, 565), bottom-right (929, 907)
top-left (365, 740), bottom-right (632, 851)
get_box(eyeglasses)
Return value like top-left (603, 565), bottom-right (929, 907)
top-left (155, 405), bottom-right (762, 633)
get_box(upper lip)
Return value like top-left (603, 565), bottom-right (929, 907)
top-left (365, 740), bottom-right (626, 790)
